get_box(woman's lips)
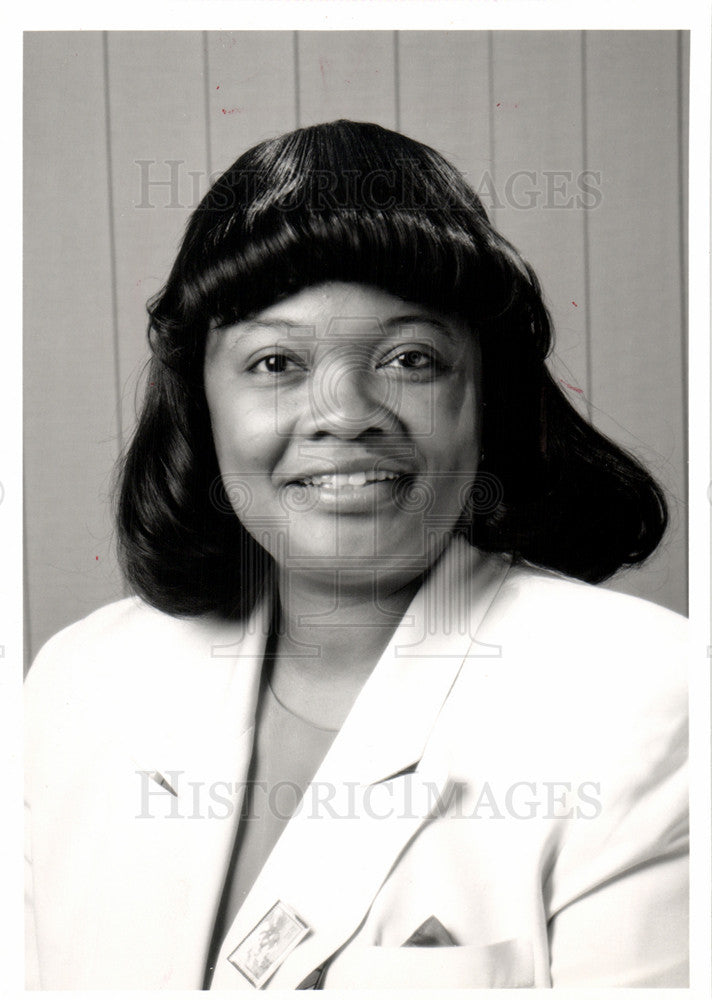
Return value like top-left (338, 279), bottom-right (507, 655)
top-left (293, 470), bottom-right (400, 488)
top-left (282, 471), bottom-right (411, 513)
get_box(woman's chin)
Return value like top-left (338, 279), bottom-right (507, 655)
top-left (268, 518), bottom-right (451, 574)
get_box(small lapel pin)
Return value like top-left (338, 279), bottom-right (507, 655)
top-left (148, 770), bottom-right (178, 796)
top-left (131, 758), bottom-right (178, 797)
top-left (228, 900), bottom-right (310, 988)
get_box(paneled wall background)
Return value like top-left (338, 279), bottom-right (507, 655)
top-left (24, 30), bottom-right (689, 664)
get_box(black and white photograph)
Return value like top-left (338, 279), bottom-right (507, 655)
top-left (11, 1), bottom-right (711, 993)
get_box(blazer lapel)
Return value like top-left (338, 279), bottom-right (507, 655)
top-left (210, 538), bottom-right (510, 990)
top-left (88, 598), bottom-right (271, 988)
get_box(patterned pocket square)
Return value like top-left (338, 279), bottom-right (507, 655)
top-left (402, 915), bottom-right (458, 947)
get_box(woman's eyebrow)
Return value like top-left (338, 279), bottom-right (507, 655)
top-left (230, 318), bottom-right (315, 343)
top-left (244, 318), bottom-right (309, 331)
top-left (238, 314), bottom-right (457, 340)
top-left (383, 315), bottom-right (457, 341)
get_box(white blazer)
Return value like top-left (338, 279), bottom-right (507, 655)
top-left (24, 539), bottom-right (688, 989)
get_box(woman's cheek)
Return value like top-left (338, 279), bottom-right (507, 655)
top-left (410, 383), bottom-right (477, 454)
top-left (221, 393), bottom-right (275, 462)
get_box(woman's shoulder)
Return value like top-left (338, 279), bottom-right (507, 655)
top-left (25, 595), bottom-right (239, 703)
top-left (39, 595), bottom-right (159, 641)
top-left (29, 596), bottom-right (168, 666)
top-left (472, 557), bottom-right (687, 720)
top-left (25, 598), bottom-right (162, 703)
top-left (459, 559), bottom-right (688, 814)
top-left (484, 559), bottom-right (686, 644)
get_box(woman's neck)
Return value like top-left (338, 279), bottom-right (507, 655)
top-left (268, 567), bottom-right (423, 729)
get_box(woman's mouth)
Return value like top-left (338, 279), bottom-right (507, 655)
top-left (294, 470), bottom-right (400, 488)
top-left (282, 470), bottom-right (409, 513)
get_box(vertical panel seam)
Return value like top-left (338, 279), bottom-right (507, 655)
top-left (293, 32), bottom-right (301, 128)
top-left (102, 32), bottom-right (123, 452)
top-left (203, 31), bottom-right (213, 182)
top-left (580, 31), bottom-right (593, 423)
top-left (487, 31), bottom-right (496, 224)
top-left (394, 31), bottom-right (401, 133)
top-left (102, 33), bottom-right (127, 600)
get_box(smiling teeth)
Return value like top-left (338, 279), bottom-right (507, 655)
top-left (297, 471), bottom-right (400, 487)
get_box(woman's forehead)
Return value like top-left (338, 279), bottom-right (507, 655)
top-left (229, 281), bottom-right (471, 339)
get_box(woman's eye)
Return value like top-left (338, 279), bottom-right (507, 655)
top-left (249, 354), bottom-right (303, 375)
top-left (381, 349), bottom-right (445, 374)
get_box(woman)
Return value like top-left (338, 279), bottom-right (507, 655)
top-left (25, 120), bottom-right (687, 989)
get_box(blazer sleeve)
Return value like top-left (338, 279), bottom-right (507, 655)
top-left (24, 644), bottom-right (45, 991)
top-left (544, 602), bottom-right (688, 987)
top-left (23, 627), bottom-right (64, 992)
top-left (24, 795), bottom-right (41, 991)
top-left (24, 615), bottom-right (92, 991)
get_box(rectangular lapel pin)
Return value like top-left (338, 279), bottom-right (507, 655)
top-left (228, 900), bottom-right (311, 988)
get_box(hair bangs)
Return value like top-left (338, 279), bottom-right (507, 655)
top-left (195, 205), bottom-right (491, 331)
top-left (156, 120), bottom-right (533, 343)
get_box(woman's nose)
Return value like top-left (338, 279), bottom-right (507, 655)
top-left (303, 349), bottom-right (399, 439)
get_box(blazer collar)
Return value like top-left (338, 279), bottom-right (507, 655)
top-left (318, 537), bottom-right (510, 788)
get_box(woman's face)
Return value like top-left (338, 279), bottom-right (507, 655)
top-left (204, 282), bottom-right (481, 588)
